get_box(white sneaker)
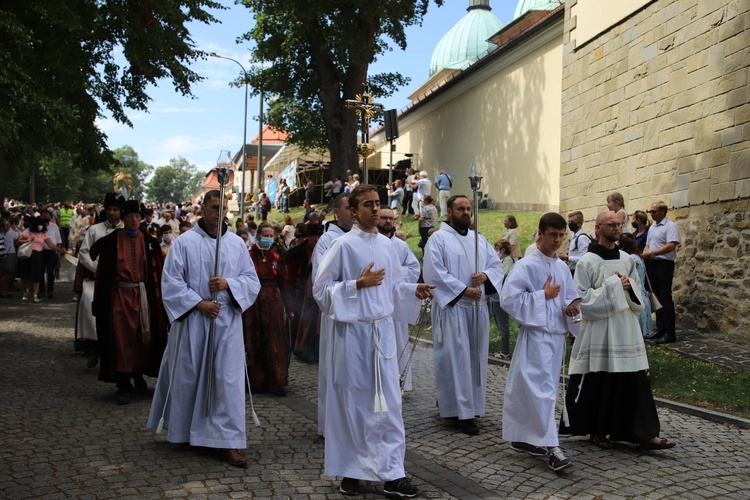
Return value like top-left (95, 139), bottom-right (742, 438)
top-left (548, 447), bottom-right (572, 471)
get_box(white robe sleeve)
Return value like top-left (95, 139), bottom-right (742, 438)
top-left (499, 261), bottom-right (547, 328)
top-left (224, 242), bottom-right (261, 313)
top-left (481, 237), bottom-right (504, 293)
top-left (313, 240), bottom-right (360, 324)
top-left (78, 226), bottom-right (98, 274)
top-left (575, 257), bottom-right (644, 322)
top-left (160, 237), bottom-right (206, 323)
top-left (423, 234), bottom-right (469, 309)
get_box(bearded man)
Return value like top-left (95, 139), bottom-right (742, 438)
top-left (422, 195), bottom-right (503, 436)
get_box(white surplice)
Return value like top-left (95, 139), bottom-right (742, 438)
top-left (422, 222), bottom-right (503, 420)
top-left (77, 220), bottom-right (122, 340)
top-left (311, 222), bottom-right (347, 437)
top-left (499, 248), bottom-right (579, 447)
top-left (313, 226), bottom-right (421, 481)
top-left (390, 235), bottom-right (421, 392)
top-left (146, 223), bottom-right (260, 449)
top-left (570, 250), bottom-right (647, 375)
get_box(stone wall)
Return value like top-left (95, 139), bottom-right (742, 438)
top-left (560, 0), bottom-right (750, 341)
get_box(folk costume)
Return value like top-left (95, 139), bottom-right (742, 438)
top-left (422, 222), bottom-right (503, 420)
top-left (90, 221), bottom-right (168, 390)
top-left (499, 248), bottom-right (579, 447)
top-left (244, 242), bottom-right (292, 392)
top-left (312, 226), bottom-right (421, 481)
top-left (146, 220), bottom-right (260, 449)
top-left (560, 244), bottom-right (661, 444)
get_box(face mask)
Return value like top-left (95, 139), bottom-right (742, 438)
top-left (163, 234), bottom-right (173, 242)
top-left (259, 237), bottom-right (274, 250)
top-left (631, 222), bottom-right (639, 229)
top-left (568, 222), bottom-right (578, 232)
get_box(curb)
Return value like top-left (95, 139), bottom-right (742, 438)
top-left (412, 337), bottom-right (750, 430)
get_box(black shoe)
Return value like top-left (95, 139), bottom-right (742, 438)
top-left (116, 387), bottom-right (131, 405)
top-left (339, 477), bottom-right (359, 496)
top-left (133, 375), bottom-right (148, 394)
top-left (457, 418), bottom-right (479, 436)
top-left (86, 351), bottom-right (99, 368)
top-left (510, 441), bottom-right (548, 456)
top-left (383, 477), bottom-right (419, 498)
top-left (644, 331), bottom-right (664, 340)
top-left (654, 335), bottom-right (676, 344)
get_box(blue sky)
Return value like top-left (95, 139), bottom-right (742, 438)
top-left (98, 1), bottom-right (519, 173)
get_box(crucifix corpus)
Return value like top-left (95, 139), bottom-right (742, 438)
top-left (345, 82), bottom-right (384, 182)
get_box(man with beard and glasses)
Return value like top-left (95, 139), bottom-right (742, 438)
top-left (422, 195), bottom-right (503, 436)
top-left (499, 213), bottom-right (580, 472)
top-left (313, 185), bottom-right (434, 498)
top-left (310, 192), bottom-right (354, 438)
top-left (560, 211), bottom-right (675, 452)
top-left (377, 207), bottom-right (421, 392)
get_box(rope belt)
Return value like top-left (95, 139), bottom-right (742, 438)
top-left (359, 316), bottom-right (394, 413)
top-left (114, 281), bottom-right (151, 345)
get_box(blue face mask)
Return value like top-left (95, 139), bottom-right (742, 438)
top-left (259, 237), bottom-right (274, 250)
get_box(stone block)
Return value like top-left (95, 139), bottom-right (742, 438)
top-left (676, 173), bottom-right (690, 191)
top-left (678, 155), bottom-right (696, 174)
top-left (686, 53), bottom-right (701, 73)
top-left (712, 164), bottom-right (730, 183)
top-left (711, 182), bottom-right (736, 201)
top-left (723, 125), bottom-right (744, 146)
top-left (676, 138), bottom-right (694, 158)
top-left (652, 169), bottom-right (676, 193)
top-left (672, 189), bottom-right (689, 208)
top-left (644, 42), bottom-right (658, 62)
top-left (719, 14), bottom-right (745, 43)
top-left (673, 121), bottom-right (695, 142)
top-left (723, 48), bottom-right (750, 75)
top-left (729, 149), bottom-right (750, 180)
top-left (694, 117), bottom-right (714, 153)
top-left (689, 179), bottom-right (712, 204)
top-left (713, 110), bottom-right (735, 131)
top-left (736, 178), bottom-right (750, 198)
top-left (624, 127), bottom-right (644, 143)
top-left (644, 119), bottom-right (660, 151)
top-left (727, 87), bottom-right (747, 109)
top-left (686, 66), bottom-right (709, 89)
top-left (709, 146), bottom-right (731, 167)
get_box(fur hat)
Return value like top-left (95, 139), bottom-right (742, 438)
top-left (122, 200), bottom-right (141, 218)
top-left (103, 192), bottom-right (125, 210)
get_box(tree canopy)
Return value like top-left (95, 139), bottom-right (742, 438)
top-left (146, 157), bottom-right (204, 204)
top-left (238, 0), bottom-right (442, 181)
top-left (0, 0), bottom-right (223, 201)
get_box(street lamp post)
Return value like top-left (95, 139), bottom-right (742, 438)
top-left (209, 53), bottom-right (249, 218)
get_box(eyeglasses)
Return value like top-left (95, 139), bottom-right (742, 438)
top-left (380, 216), bottom-right (395, 221)
top-left (601, 222), bottom-right (620, 228)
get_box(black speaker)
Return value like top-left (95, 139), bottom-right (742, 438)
top-left (384, 109), bottom-right (399, 140)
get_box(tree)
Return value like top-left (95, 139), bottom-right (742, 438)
top-left (0, 0), bottom-right (223, 202)
top-left (146, 157), bottom-right (204, 204)
top-left (239, 0), bottom-right (442, 180)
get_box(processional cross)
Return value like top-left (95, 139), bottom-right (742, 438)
top-left (345, 83), bottom-right (384, 181)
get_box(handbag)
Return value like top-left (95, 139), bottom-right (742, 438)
top-left (17, 240), bottom-right (33, 259)
top-left (644, 271), bottom-right (663, 311)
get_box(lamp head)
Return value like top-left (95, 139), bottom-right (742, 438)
top-left (469, 160), bottom-right (482, 190)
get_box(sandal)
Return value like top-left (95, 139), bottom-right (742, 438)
top-left (589, 435), bottom-right (614, 449)
top-left (638, 437), bottom-right (676, 450)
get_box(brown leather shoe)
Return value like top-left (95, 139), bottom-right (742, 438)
top-left (222, 449), bottom-right (247, 467)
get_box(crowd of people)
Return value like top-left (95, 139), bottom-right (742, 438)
top-left (0, 183), bottom-right (681, 496)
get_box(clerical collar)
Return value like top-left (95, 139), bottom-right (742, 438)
top-left (326, 221), bottom-right (350, 234)
top-left (448, 223), bottom-right (469, 236)
top-left (197, 218), bottom-right (228, 239)
top-left (587, 241), bottom-right (620, 260)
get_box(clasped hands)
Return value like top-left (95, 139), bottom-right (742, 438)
top-left (197, 276), bottom-right (229, 319)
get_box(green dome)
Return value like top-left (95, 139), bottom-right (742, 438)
top-left (513, 0), bottom-right (564, 20)
top-left (429, 1), bottom-right (504, 77)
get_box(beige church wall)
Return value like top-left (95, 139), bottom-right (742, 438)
top-left (372, 21), bottom-right (564, 213)
top-left (561, 0), bottom-right (750, 342)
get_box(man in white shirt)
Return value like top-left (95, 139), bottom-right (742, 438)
top-left (411, 171), bottom-right (432, 216)
top-left (39, 208), bottom-right (63, 299)
top-left (642, 200), bottom-right (680, 344)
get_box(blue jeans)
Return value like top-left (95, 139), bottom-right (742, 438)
top-left (491, 300), bottom-right (510, 356)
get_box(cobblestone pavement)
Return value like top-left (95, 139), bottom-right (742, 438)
top-left (2, 279), bottom-right (749, 499)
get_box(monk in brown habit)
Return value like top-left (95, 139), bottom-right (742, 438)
top-left (91, 199), bottom-right (168, 405)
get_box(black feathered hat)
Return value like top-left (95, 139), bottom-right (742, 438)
top-left (103, 192), bottom-right (125, 210)
top-left (122, 200), bottom-right (141, 218)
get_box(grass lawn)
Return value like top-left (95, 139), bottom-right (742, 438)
top-left (266, 205), bottom-right (750, 419)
